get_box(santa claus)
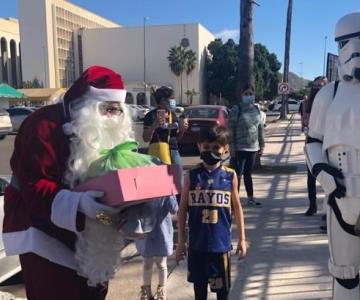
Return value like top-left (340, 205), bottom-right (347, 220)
top-left (3, 66), bottom-right (135, 299)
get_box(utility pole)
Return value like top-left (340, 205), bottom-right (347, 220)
top-left (299, 62), bottom-right (303, 89)
top-left (280, 0), bottom-right (293, 119)
top-left (143, 17), bottom-right (149, 105)
top-left (323, 36), bottom-right (327, 76)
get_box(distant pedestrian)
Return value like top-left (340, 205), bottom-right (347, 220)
top-left (229, 84), bottom-right (265, 207)
top-left (136, 196), bottom-right (178, 300)
top-left (299, 95), bottom-right (308, 132)
top-left (304, 76), bottom-right (328, 216)
top-left (143, 86), bottom-right (188, 185)
top-left (176, 126), bottom-right (247, 300)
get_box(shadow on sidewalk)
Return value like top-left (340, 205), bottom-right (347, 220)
top-left (229, 115), bottom-right (331, 299)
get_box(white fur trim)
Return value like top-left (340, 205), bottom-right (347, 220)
top-left (51, 190), bottom-right (82, 233)
top-left (86, 86), bottom-right (126, 103)
top-left (3, 227), bottom-right (77, 270)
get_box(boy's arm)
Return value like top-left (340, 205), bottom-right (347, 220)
top-left (176, 172), bottom-right (190, 262)
top-left (231, 173), bottom-right (247, 259)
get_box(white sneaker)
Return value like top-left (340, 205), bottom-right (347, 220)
top-left (155, 285), bottom-right (166, 300)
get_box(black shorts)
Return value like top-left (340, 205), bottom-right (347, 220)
top-left (187, 249), bottom-right (231, 293)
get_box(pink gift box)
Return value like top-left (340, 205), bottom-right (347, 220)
top-left (74, 164), bottom-right (181, 206)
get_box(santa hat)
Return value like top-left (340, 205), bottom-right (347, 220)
top-left (62, 66), bottom-right (126, 135)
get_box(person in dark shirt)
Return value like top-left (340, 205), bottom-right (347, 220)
top-left (143, 86), bottom-right (188, 184)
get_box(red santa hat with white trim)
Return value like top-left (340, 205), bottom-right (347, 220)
top-left (62, 65), bottom-right (126, 134)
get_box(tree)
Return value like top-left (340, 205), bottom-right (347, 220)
top-left (254, 44), bottom-right (281, 100)
top-left (206, 39), bottom-right (281, 104)
top-left (168, 46), bottom-right (197, 105)
top-left (237, 0), bottom-right (255, 98)
top-left (185, 49), bottom-right (197, 104)
top-left (206, 39), bottom-right (238, 104)
top-left (185, 88), bottom-right (199, 105)
top-left (20, 78), bottom-right (43, 88)
top-left (168, 46), bottom-right (186, 104)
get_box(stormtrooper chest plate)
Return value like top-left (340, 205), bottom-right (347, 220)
top-left (323, 83), bottom-right (360, 151)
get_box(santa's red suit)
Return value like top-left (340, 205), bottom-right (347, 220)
top-left (3, 66), bottom-right (130, 300)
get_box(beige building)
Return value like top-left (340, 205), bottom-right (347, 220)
top-left (78, 24), bottom-right (215, 105)
top-left (18, 0), bottom-right (120, 88)
top-left (0, 18), bottom-right (21, 87)
top-left (18, 0), bottom-right (215, 104)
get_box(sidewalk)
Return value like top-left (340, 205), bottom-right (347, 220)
top-left (107, 114), bottom-right (332, 299)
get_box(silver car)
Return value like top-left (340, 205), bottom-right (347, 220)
top-left (6, 107), bottom-right (34, 132)
top-left (0, 110), bottom-right (13, 140)
top-left (0, 176), bottom-right (21, 283)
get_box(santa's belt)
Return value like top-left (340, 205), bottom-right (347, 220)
top-left (9, 175), bottom-right (20, 191)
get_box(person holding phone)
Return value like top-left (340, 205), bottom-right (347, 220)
top-left (143, 86), bottom-right (188, 182)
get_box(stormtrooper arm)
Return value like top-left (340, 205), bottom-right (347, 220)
top-left (305, 83), bottom-right (346, 197)
top-left (305, 140), bottom-right (338, 195)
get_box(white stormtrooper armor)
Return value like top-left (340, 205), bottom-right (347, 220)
top-left (305, 11), bottom-right (360, 300)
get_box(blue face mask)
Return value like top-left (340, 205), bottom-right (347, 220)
top-left (241, 95), bottom-right (255, 105)
top-left (169, 99), bottom-right (177, 110)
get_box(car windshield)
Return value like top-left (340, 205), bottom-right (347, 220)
top-left (185, 107), bottom-right (219, 119)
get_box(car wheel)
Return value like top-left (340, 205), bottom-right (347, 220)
top-left (0, 134), bottom-right (6, 140)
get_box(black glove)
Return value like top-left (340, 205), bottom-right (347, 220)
top-left (312, 163), bottom-right (346, 198)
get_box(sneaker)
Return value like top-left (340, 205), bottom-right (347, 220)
top-left (155, 285), bottom-right (166, 300)
top-left (247, 197), bottom-right (262, 207)
top-left (140, 285), bottom-right (153, 300)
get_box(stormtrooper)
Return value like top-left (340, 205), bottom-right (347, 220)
top-left (305, 11), bottom-right (360, 299)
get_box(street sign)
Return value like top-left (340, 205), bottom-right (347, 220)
top-left (278, 82), bottom-right (290, 94)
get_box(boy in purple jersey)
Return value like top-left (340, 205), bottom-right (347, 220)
top-left (176, 126), bottom-right (247, 300)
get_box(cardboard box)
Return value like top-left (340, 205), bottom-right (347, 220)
top-left (74, 164), bottom-right (181, 206)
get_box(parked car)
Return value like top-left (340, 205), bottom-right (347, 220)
top-left (178, 105), bottom-right (228, 153)
top-left (273, 99), bottom-right (300, 112)
top-left (0, 176), bottom-right (21, 283)
top-left (0, 109), bottom-right (13, 140)
top-left (127, 104), bottom-right (147, 121)
top-left (7, 107), bottom-right (34, 132)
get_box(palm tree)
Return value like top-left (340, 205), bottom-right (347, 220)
top-left (237, 0), bottom-right (255, 101)
top-left (185, 49), bottom-right (197, 104)
top-left (168, 46), bottom-right (186, 104)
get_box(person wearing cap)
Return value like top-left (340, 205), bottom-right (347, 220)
top-left (2, 66), bottom-right (132, 299)
top-left (305, 12), bottom-right (360, 299)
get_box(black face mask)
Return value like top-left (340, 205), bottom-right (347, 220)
top-left (200, 151), bottom-right (222, 166)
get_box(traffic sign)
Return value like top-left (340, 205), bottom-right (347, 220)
top-left (278, 82), bottom-right (290, 94)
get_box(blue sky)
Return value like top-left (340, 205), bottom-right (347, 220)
top-left (2, 0), bottom-right (360, 80)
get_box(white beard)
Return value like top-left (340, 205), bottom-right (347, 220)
top-left (75, 218), bottom-right (125, 287)
top-left (64, 98), bottom-right (133, 286)
top-left (64, 98), bottom-right (134, 188)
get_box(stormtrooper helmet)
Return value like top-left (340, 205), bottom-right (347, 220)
top-left (335, 11), bottom-right (360, 81)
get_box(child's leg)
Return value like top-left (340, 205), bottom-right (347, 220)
top-left (143, 256), bottom-right (154, 286)
top-left (154, 256), bottom-right (168, 286)
top-left (193, 281), bottom-right (208, 300)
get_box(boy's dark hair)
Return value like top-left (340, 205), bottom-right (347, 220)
top-left (154, 86), bottom-right (173, 104)
top-left (199, 126), bottom-right (229, 146)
